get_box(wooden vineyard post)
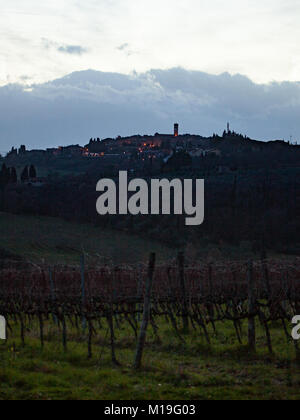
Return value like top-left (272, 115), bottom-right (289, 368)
top-left (20, 315), bottom-right (25, 347)
top-left (178, 252), bottom-right (189, 333)
top-left (38, 312), bottom-right (44, 349)
top-left (62, 313), bottom-right (67, 352)
top-left (108, 304), bottom-right (119, 366)
top-left (261, 259), bottom-right (273, 354)
top-left (108, 267), bottom-right (120, 366)
top-left (49, 267), bottom-right (58, 325)
top-left (88, 319), bottom-right (93, 359)
top-left (261, 258), bottom-right (271, 297)
top-left (137, 264), bottom-right (143, 322)
top-left (81, 255), bottom-right (87, 331)
top-left (247, 260), bottom-right (256, 352)
top-left (208, 263), bottom-right (213, 297)
top-left (134, 252), bottom-right (156, 370)
top-left (208, 263), bottom-right (217, 336)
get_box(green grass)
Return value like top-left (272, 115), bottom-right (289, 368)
top-left (0, 212), bottom-right (173, 265)
top-left (0, 319), bottom-right (299, 400)
top-left (0, 211), bottom-right (299, 399)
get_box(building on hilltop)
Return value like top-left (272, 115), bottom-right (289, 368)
top-left (174, 123), bottom-right (179, 137)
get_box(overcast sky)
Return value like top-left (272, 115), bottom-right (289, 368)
top-left (0, 0), bottom-right (300, 152)
top-left (1, 0), bottom-right (300, 85)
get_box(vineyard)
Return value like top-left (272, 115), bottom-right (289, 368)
top-left (0, 254), bottom-right (299, 367)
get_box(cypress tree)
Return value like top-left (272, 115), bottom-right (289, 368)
top-left (10, 167), bottom-right (18, 183)
top-left (29, 164), bottom-right (37, 179)
top-left (21, 166), bottom-right (29, 183)
top-left (0, 164), bottom-right (10, 186)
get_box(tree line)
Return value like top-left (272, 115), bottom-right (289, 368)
top-left (0, 164), bottom-right (37, 188)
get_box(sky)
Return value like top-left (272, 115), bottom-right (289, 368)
top-left (1, 0), bottom-right (300, 85)
top-left (0, 0), bottom-right (300, 151)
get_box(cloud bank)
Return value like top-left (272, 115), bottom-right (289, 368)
top-left (0, 68), bottom-right (299, 152)
top-left (1, 0), bottom-right (300, 86)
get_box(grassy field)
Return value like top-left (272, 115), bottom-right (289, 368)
top-left (0, 212), bottom-right (292, 267)
top-left (0, 319), bottom-right (299, 400)
top-left (0, 212), bottom-right (173, 265)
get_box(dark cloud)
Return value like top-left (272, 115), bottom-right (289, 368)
top-left (116, 43), bottom-right (136, 57)
top-left (117, 43), bottom-right (129, 51)
top-left (0, 68), bottom-right (300, 151)
top-left (57, 45), bottom-right (88, 55)
top-left (41, 39), bottom-right (88, 55)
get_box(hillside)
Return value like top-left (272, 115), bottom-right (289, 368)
top-left (0, 212), bottom-right (173, 265)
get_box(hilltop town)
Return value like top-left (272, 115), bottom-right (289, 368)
top-left (2, 123), bottom-right (299, 182)
top-left (4, 123), bottom-right (231, 160)
top-left (0, 122), bottom-right (299, 257)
